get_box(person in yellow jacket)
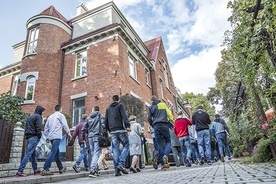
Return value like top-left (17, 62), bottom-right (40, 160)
top-left (148, 95), bottom-right (174, 170)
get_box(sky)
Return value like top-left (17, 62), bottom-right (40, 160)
top-left (0, 0), bottom-right (232, 98)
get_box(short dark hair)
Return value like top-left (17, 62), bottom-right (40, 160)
top-left (55, 105), bottom-right (61, 111)
top-left (93, 106), bottom-right (99, 111)
top-left (112, 95), bottom-right (119, 102)
top-left (151, 95), bottom-right (157, 101)
top-left (215, 114), bottom-right (220, 118)
top-left (197, 105), bottom-right (203, 110)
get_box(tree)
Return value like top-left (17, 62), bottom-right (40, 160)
top-left (181, 92), bottom-right (215, 119)
top-left (0, 91), bottom-right (26, 124)
top-left (120, 93), bottom-right (145, 126)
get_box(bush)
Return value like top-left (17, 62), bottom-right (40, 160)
top-left (0, 91), bottom-right (26, 124)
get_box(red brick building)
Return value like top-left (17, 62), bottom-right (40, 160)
top-left (0, 2), bottom-right (189, 138)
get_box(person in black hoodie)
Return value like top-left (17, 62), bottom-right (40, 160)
top-left (104, 95), bottom-right (130, 176)
top-left (16, 105), bottom-right (45, 177)
top-left (192, 105), bottom-right (212, 165)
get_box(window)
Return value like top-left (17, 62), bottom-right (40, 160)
top-left (25, 76), bottom-right (36, 101)
top-left (75, 51), bottom-right (87, 77)
top-left (72, 98), bottom-right (85, 126)
top-left (168, 100), bottom-right (173, 113)
top-left (162, 59), bottom-right (169, 89)
top-left (145, 69), bottom-right (150, 85)
top-left (159, 77), bottom-right (164, 99)
top-left (27, 27), bottom-right (39, 54)
top-left (129, 57), bottom-right (137, 79)
top-left (11, 75), bottom-right (19, 96)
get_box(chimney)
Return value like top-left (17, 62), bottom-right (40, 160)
top-left (76, 3), bottom-right (88, 16)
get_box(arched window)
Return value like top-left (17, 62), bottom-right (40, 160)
top-left (25, 76), bottom-right (36, 101)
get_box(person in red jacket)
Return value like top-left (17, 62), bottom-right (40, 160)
top-left (174, 111), bottom-right (192, 167)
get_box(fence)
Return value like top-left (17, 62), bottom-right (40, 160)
top-left (0, 119), bottom-right (14, 163)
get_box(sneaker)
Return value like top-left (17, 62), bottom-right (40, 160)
top-left (185, 159), bottom-right (191, 167)
top-left (220, 154), bottom-right (225, 162)
top-left (115, 168), bottom-right (122, 176)
top-left (194, 159), bottom-right (199, 165)
top-left (59, 167), bottom-right (66, 174)
top-left (73, 164), bottom-right (80, 173)
top-left (16, 172), bottom-right (28, 177)
top-left (136, 168), bottom-right (141, 172)
top-left (152, 157), bottom-right (158, 170)
top-left (95, 171), bottom-right (101, 176)
top-left (228, 157), bottom-right (232, 161)
top-left (34, 170), bottom-right (41, 175)
top-left (200, 156), bottom-right (205, 165)
top-left (130, 167), bottom-right (137, 173)
top-left (89, 171), bottom-right (99, 178)
top-left (85, 167), bottom-right (89, 171)
top-left (161, 166), bottom-right (167, 171)
top-left (207, 160), bottom-right (212, 165)
top-left (104, 167), bottom-right (109, 170)
top-left (40, 170), bottom-right (54, 176)
top-left (162, 155), bottom-right (170, 168)
top-left (117, 165), bottom-right (128, 174)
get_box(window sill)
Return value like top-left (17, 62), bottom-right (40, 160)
top-left (129, 75), bottom-right (140, 85)
top-left (22, 53), bottom-right (37, 60)
top-left (71, 75), bottom-right (87, 81)
top-left (23, 100), bottom-right (35, 104)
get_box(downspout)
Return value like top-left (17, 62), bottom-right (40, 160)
top-left (58, 49), bottom-right (65, 105)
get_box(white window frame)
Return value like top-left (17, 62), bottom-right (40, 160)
top-left (27, 27), bottom-right (39, 54)
top-left (159, 77), bottom-right (164, 100)
top-left (167, 100), bottom-right (173, 113)
top-left (145, 69), bottom-right (150, 85)
top-left (11, 75), bottom-right (19, 96)
top-left (25, 76), bottom-right (36, 101)
top-left (75, 50), bottom-right (87, 77)
top-left (129, 56), bottom-right (137, 79)
top-left (72, 97), bottom-right (86, 127)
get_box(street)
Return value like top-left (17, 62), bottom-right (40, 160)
top-left (47, 159), bottom-right (276, 184)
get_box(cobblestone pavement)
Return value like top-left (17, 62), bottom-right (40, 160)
top-left (1, 159), bottom-right (275, 184)
top-left (46, 159), bottom-right (276, 184)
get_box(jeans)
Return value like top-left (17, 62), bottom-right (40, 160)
top-left (43, 139), bottom-right (63, 170)
top-left (110, 131), bottom-right (129, 170)
top-left (89, 137), bottom-right (101, 171)
top-left (154, 124), bottom-right (171, 166)
top-left (18, 136), bottom-right (40, 172)
top-left (190, 141), bottom-right (200, 161)
top-left (197, 129), bottom-right (211, 160)
top-left (171, 146), bottom-right (183, 166)
top-left (179, 136), bottom-right (192, 164)
top-left (216, 132), bottom-right (231, 157)
top-left (76, 143), bottom-right (88, 168)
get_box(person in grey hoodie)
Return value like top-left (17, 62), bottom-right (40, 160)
top-left (82, 106), bottom-right (105, 178)
top-left (211, 114), bottom-right (232, 162)
top-left (41, 105), bottom-right (72, 176)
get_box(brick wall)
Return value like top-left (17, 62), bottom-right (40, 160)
top-left (0, 75), bottom-right (13, 94)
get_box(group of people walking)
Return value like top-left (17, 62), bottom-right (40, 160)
top-left (148, 98), bottom-right (232, 170)
top-left (16, 95), bottom-right (143, 178)
top-left (15, 94), bottom-right (231, 178)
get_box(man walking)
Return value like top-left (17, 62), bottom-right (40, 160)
top-left (148, 95), bottom-right (174, 170)
top-left (16, 105), bottom-right (45, 177)
top-left (104, 95), bottom-right (130, 176)
top-left (71, 114), bottom-right (89, 172)
top-left (41, 105), bottom-right (72, 176)
top-left (192, 105), bottom-right (212, 165)
top-left (82, 106), bottom-right (105, 178)
top-left (211, 114), bottom-right (232, 162)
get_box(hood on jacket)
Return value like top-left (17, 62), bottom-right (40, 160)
top-left (34, 105), bottom-right (45, 115)
top-left (152, 99), bottom-right (161, 105)
top-left (110, 102), bottom-right (119, 107)
top-left (89, 111), bottom-right (100, 118)
top-left (214, 118), bottom-right (222, 123)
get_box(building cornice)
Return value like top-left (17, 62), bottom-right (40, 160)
top-left (0, 61), bottom-right (22, 78)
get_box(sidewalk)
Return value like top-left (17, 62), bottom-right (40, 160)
top-left (0, 165), bottom-right (152, 184)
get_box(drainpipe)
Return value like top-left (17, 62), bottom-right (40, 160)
top-left (58, 49), bottom-right (65, 105)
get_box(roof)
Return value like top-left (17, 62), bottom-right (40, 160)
top-left (38, 5), bottom-right (68, 24)
top-left (144, 36), bottom-right (162, 61)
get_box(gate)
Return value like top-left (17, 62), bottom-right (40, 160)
top-left (0, 119), bottom-right (14, 163)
